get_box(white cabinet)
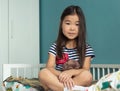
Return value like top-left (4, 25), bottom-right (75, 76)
top-left (0, 1), bottom-right (9, 90)
top-left (8, 0), bottom-right (39, 64)
top-left (0, 0), bottom-right (39, 90)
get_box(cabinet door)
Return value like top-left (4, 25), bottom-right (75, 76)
top-left (9, 0), bottom-right (39, 64)
top-left (0, 0), bottom-right (9, 90)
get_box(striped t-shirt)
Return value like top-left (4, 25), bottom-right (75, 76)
top-left (48, 42), bottom-right (95, 71)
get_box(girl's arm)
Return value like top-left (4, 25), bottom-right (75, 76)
top-left (59, 57), bottom-right (92, 88)
top-left (46, 53), bottom-right (61, 77)
top-left (82, 56), bottom-right (92, 70)
top-left (61, 56), bottom-right (92, 77)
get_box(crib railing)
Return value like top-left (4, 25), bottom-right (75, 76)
top-left (91, 64), bottom-right (120, 81)
top-left (3, 64), bottom-right (120, 81)
top-left (2, 64), bottom-right (46, 81)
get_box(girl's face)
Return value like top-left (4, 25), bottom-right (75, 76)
top-left (62, 14), bottom-right (79, 40)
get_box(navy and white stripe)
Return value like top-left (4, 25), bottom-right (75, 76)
top-left (48, 43), bottom-right (57, 56)
top-left (48, 42), bottom-right (95, 71)
top-left (85, 44), bottom-right (95, 58)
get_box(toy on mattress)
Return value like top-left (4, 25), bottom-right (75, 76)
top-left (2, 76), bottom-right (44, 91)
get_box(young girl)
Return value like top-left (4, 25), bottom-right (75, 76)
top-left (39, 5), bottom-right (95, 91)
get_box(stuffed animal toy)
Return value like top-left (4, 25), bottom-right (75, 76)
top-left (62, 60), bottom-right (81, 71)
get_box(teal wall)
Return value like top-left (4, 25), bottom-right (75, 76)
top-left (40, 0), bottom-right (120, 64)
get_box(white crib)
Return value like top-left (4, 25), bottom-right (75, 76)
top-left (2, 64), bottom-right (120, 91)
top-left (2, 64), bottom-right (120, 81)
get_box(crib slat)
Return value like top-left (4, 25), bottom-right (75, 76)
top-left (112, 68), bottom-right (115, 72)
top-left (92, 67), bottom-right (95, 80)
top-left (16, 68), bottom-right (19, 78)
top-left (24, 68), bottom-right (26, 78)
top-left (107, 68), bottom-right (110, 74)
top-left (97, 68), bottom-right (100, 80)
top-left (102, 68), bottom-right (105, 77)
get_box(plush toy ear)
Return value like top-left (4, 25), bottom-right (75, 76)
top-left (62, 62), bottom-right (68, 71)
top-left (75, 61), bottom-right (81, 69)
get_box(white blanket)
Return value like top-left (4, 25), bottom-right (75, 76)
top-left (64, 70), bottom-right (120, 91)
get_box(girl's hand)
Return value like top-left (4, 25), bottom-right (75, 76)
top-left (59, 70), bottom-right (75, 89)
top-left (59, 70), bottom-right (73, 82)
top-left (63, 78), bottom-right (75, 90)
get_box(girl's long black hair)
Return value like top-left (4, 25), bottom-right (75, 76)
top-left (56, 5), bottom-right (86, 67)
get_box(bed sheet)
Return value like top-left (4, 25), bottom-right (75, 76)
top-left (2, 81), bottom-right (38, 91)
top-left (2, 77), bottom-right (44, 91)
top-left (64, 70), bottom-right (120, 91)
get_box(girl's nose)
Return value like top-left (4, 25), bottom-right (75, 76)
top-left (70, 25), bottom-right (75, 31)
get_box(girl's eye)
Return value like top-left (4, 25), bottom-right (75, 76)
top-left (76, 23), bottom-right (79, 26)
top-left (65, 22), bottom-right (70, 25)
